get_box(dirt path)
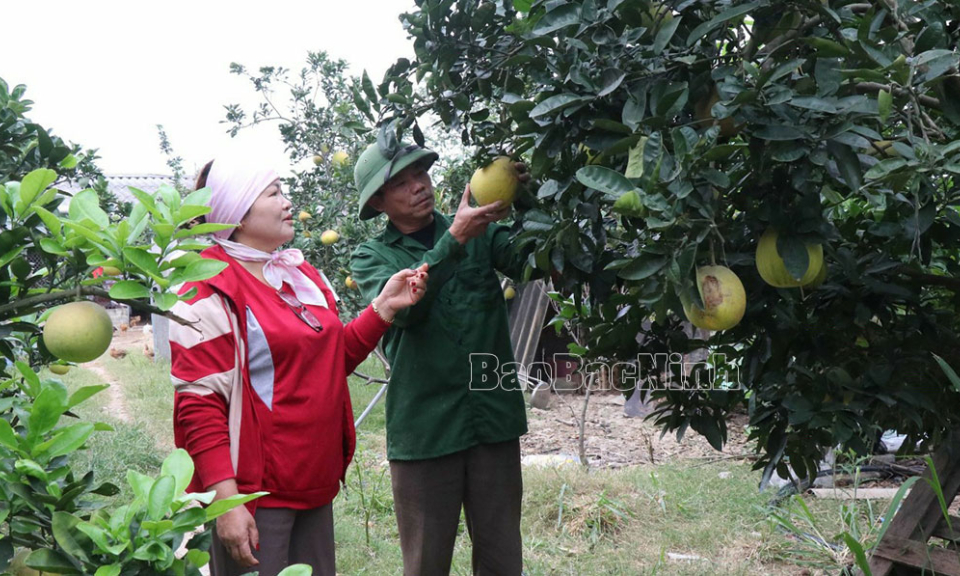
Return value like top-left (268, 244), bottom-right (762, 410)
top-left (521, 391), bottom-right (755, 468)
top-left (83, 360), bottom-right (132, 424)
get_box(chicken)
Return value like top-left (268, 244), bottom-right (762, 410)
top-left (119, 323), bottom-right (129, 333)
top-left (143, 343), bottom-right (155, 360)
top-left (130, 315), bottom-right (141, 327)
top-left (109, 348), bottom-right (127, 360)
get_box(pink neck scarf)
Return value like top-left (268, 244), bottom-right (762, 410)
top-left (214, 238), bottom-right (329, 307)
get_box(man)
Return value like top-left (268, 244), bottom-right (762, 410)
top-left (350, 139), bottom-right (529, 576)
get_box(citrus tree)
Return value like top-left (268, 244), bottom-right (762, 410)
top-left (0, 78), bottom-right (255, 574)
top-left (360, 0), bottom-right (960, 485)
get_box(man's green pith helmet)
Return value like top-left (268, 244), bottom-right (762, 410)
top-left (355, 140), bottom-right (439, 220)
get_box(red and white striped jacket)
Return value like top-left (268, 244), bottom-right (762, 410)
top-left (169, 245), bottom-right (389, 511)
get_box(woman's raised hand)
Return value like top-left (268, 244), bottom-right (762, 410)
top-left (373, 263), bottom-right (429, 321)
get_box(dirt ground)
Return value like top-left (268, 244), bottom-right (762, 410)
top-left (520, 390), bottom-right (755, 468)
top-left (106, 325), bottom-right (755, 469)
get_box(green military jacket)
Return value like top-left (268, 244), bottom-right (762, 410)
top-left (350, 211), bottom-right (528, 460)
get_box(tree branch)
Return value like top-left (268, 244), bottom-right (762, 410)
top-left (855, 82), bottom-right (940, 109)
top-left (899, 267), bottom-right (960, 291)
top-left (0, 287), bottom-right (194, 327)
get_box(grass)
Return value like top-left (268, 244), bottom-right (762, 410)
top-left (41, 356), bottom-right (167, 503)
top-left (46, 349), bottom-right (897, 574)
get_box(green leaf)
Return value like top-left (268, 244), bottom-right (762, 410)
top-left (18, 169), bottom-right (57, 214)
top-left (68, 189), bottom-right (109, 229)
top-left (529, 94), bottom-right (592, 118)
top-left (0, 418), bottom-right (19, 451)
top-left (933, 353), bottom-right (960, 392)
top-left (108, 281), bottom-right (151, 300)
top-left (182, 187), bottom-right (211, 208)
top-left (878, 89), bottom-right (892, 123)
top-left (864, 158), bottom-right (908, 180)
top-left (575, 166), bottom-right (635, 197)
top-left (597, 68), bottom-right (625, 98)
top-left (128, 187), bottom-right (161, 218)
top-left (122, 247), bottom-right (162, 277)
top-left (522, 210), bottom-right (555, 233)
top-left (171, 507), bottom-right (206, 532)
top-left (278, 564), bottom-right (313, 576)
top-left (625, 138), bottom-right (646, 179)
top-left (35, 423), bottom-right (95, 459)
top-left (686, 1), bottom-right (760, 47)
top-left (26, 549), bottom-right (81, 574)
top-left (789, 96), bottom-right (837, 113)
top-left (176, 205), bottom-right (211, 226)
top-left (154, 292), bottom-right (179, 311)
top-left (652, 16), bottom-right (681, 55)
top-left (619, 256), bottom-right (668, 281)
top-left (141, 519), bottom-right (175, 534)
top-left (803, 37), bottom-right (850, 57)
top-left (754, 125), bottom-right (806, 141)
top-left (67, 385), bottom-right (109, 410)
top-left (204, 492), bottom-right (268, 521)
top-left (827, 141), bottom-right (862, 192)
top-left (52, 511), bottom-right (90, 563)
top-left (35, 206), bottom-right (62, 238)
top-left (532, 4), bottom-right (580, 36)
top-left (94, 565), bottom-right (122, 576)
top-left (147, 475), bottom-right (176, 521)
top-left (29, 384), bottom-right (68, 439)
top-left (16, 459), bottom-right (49, 482)
top-left (17, 361), bottom-right (40, 395)
top-left (777, 235), bottom-right (810, 281)
top-left (177, 259), bottom-right (228, 283)
top-left (161, 448), bottom-right (195, 495)
top-left (361, 70), bottom-right (378, 104)
top-left (39, 238), bottom-right (68, 256)
top-left (173, 223), bottom-right (234, 239)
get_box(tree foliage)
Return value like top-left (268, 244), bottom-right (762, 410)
top-left (362, 0), bottom-right (960, 483)
top-left (0, 79), bottom-right (251, 573)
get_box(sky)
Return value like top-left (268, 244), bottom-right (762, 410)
top-left (3, 0), bottom-right (418, 177)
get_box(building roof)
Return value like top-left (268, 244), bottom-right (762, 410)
top-left (57, 174), bottom-right (193, 204)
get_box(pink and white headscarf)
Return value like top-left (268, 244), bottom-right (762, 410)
top-left (204, 156), bottom-right (330, 307)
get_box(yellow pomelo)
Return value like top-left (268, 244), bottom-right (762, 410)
top-left (298, 210), bottom-right (312, 222)
top-left (755, 228), bottom-right (823, 288)
top-left (503, 286), bottom-right (516, 300)
top-left (694, 86), bottom-right (740, 138)
top-left (101, 266), bottom-right (122, 277)
top-left (10, 548), bottom-right (41, 576)
top-left (345, 276), bottom-right (358, 290)
top-left (43, 301), bottom-right (113, 363)
top-left (332, 151), bottom-right (349, 167)
top-left (312, 154), bottom-right (324, 166)
top-left (640, 2), bottom-right (674, 32)
top-left (303, 231), bottom-right (312, 239)
top-left (865, 140), bottom-right (900, 157)
top-left (470, 156), bottom-right (519, 207)
top-left (320, 230), bottom-right (340, 246)
top-left (49, 364), bottom-right (70, 375)
top-left (680, 265), bottom-right (746, 331)
top-left (612, 190), bottom-right (647, 217)
top-left (803, 260), bottom-right (828, 290)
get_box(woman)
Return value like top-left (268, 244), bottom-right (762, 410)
top-left (169, 155), bottom-right (427, 576)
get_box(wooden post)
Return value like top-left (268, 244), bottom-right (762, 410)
top-left (867, 434), bottom-right (960, 575)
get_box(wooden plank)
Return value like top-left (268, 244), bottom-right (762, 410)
top-left (934, 516), bottom-right (960, 543)
top-left (872, 536), bottom-right (960, 575)
top-left (868, 439), bottom-right (960, 576)
top-left (810, 488), bottom-right (906, 500)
